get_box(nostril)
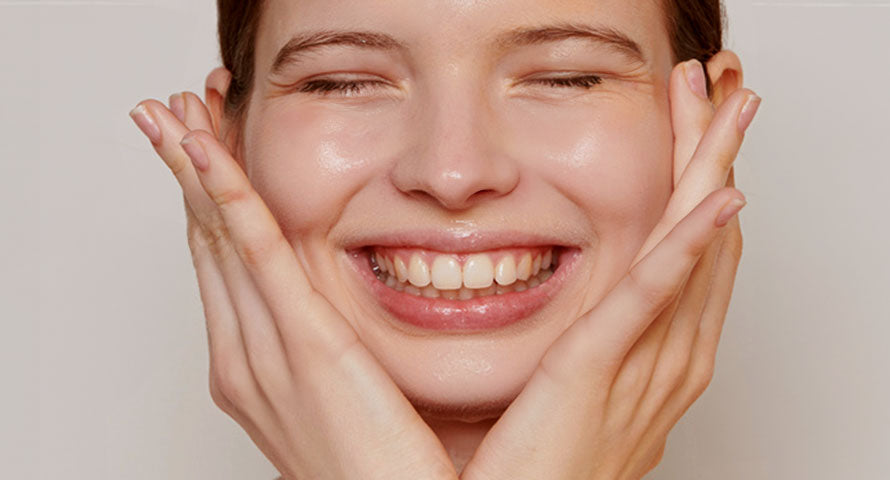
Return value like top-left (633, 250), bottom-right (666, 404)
top-left (407, 188), bottom-right (502, 210)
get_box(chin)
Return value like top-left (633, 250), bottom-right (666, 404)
top-left (379, 332), bottom-right (550, 422)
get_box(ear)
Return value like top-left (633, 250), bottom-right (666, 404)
top-left (704, 49), bottom-right (744, 108)
top-left (204, 66), bottom-right (242, 159)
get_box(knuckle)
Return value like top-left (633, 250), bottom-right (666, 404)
top-left (648, 439), bottom-right (667, 471)
top-left (168, 155), bottom-right (190, 177)
top-left (653, 353), bottom-right (690, 393)
top-left (189, 216), bottom-right (233, 261)
top-left (208, 376), bottom-right (234, 413)
top-left (727, 227), bottom-right (744, 260)
top-left (627, 267), bottom-right (675, 312)
top-left (209, 357), bottom-right (253, 412)
top-left (619, 361), bottom-right (650, 397)
top-left (236, 229), bottom-right (284, 269)
top-left (210, 185), bottom-right (250, 210)
top-left (689, 359), bottom-right (715, 398)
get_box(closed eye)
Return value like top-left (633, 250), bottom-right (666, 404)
top-left (297, 78), bottom-right (389, 95)
top-left (525, 74), bottom-right (603, 89)
top-left (296, 74), bottom-right (604, 96)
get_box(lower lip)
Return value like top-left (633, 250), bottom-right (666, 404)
top-left (348, 248), bottom-right (578, 332)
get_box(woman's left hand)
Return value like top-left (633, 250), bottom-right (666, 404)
top-left (459, 60), bottom-right (759, 479)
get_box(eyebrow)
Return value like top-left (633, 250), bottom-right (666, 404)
top-left (494, 22), bottom-right (645, 63)
top-left (271, 30), bottom-right (407, 74)
top-left (269, 22), bottom-right (645, 75)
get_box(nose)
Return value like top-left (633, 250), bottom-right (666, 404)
top-left (389, 84), bottom-right (520, 211)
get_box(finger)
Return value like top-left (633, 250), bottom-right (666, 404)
top-left (670, 59), bottom-right (715, 187)
top-left (604, 288), bottom-right (683, 421)
top-left (688, 212), bottom-right (742, 394)
top-left (130, 100), bottom-right (225, 233)
top-left (627, 215), bottom-right (743, 472)
top-left (134, 100), bottom-right (299, 407)
top-left (540, 187), bottom-right (746, 382)
top-left (171, 93), bottom-right (245, 365)
top-left (178, 130), bottom-right (360, 363)
top-left (632, 88), bottom-right (759, 267)
top-left (617, 225), bottom-right (725, 436)
top-left (171, 91), bottom-right (216, 134)
top-left (631, 159), bottom-right (740, 417)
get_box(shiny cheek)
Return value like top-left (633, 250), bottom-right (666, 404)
top-left (506, 97), bottom-right (673, 240)
top-left (242, 104), bottom-right (399, 236)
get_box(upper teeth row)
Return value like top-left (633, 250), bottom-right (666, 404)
top-left (373, 249), bottom-right (554, 289)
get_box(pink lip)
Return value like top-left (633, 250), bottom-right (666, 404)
top-left (341, 229), bottom-right (577, 253)
top-left (346, 243), bottom-right (579, 332)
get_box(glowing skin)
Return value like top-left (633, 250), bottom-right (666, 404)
top-left (226, 0), bottom-right (675, 466)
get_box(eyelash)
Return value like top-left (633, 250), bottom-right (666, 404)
top-left (297, 74), bottom-right (604, 96)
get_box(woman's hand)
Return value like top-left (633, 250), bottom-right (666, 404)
top-left (129, 94), bottom-right (458, 480)
top-left (459, 59), bottom-right (760, 480)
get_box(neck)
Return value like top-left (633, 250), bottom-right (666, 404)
top-left (421, 414), bottom-right (499, 475)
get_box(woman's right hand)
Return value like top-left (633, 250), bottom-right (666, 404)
top-left (129, 93), bottom-right (458, 480)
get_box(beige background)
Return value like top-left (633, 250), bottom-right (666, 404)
top-left (3, 0), bottom-right (889, 478)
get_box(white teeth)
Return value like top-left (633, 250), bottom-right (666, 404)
top-left (516, 253), bottom-right (532, 281)
top-left (375, 247), bottom-right (559, 298)
top-left (494, 255), bottom-right (517, 286)
top-left (431, 255), bottom-right (462, 290)
top-left (408, 254), bottom-right (431, 287)
top-left (393, 256), bottom-right (409, 283)
top-left (463, 254), bottom-right (494, 289)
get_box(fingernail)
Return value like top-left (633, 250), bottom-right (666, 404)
top-left (715, 197), bottom-right (747, 227)
top-left (181, 135), bottom-right (209, 171)
top-left (129, 104), bottom-right (161, 145)
top-left (684, 59), bottom-right (708, 100)
top-left (169, 92), bottom-right (186, 123)
top-left (737, 94), bottom-right (761, 133)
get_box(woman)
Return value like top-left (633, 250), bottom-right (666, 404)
top-left (129, 0), bottom-right (760, 477)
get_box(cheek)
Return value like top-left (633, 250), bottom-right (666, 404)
top-left (242, 105), bottom-right (396, 235)
top-left (506, 98), bottom-right (673, 238)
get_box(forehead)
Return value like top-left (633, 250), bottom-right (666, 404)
top-left (256, 0), bottom-right (671, 73)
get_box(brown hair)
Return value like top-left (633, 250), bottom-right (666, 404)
top-left (216, 0), bottom-right (725, 126)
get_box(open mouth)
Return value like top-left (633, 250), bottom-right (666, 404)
top-left (350, 244), bottom-right (577, 332)
top-left (371, 246), bottom-right (559, 298)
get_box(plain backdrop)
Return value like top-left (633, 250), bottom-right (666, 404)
top-left (3, 0), bottom-right (889, 478)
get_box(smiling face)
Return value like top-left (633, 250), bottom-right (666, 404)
top-left (231, 0), bottom-right (675, 421)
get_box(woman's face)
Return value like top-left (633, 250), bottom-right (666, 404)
top-left (237, 0), bottom-right (674, 420)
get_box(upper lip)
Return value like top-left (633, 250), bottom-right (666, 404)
top-left (342, 228), bottom-right (578, 253)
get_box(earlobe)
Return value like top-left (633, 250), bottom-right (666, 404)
top-left (204, 66), bottom-right (233, 142)
top-left (704, 50), bottom-right (744, 108)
